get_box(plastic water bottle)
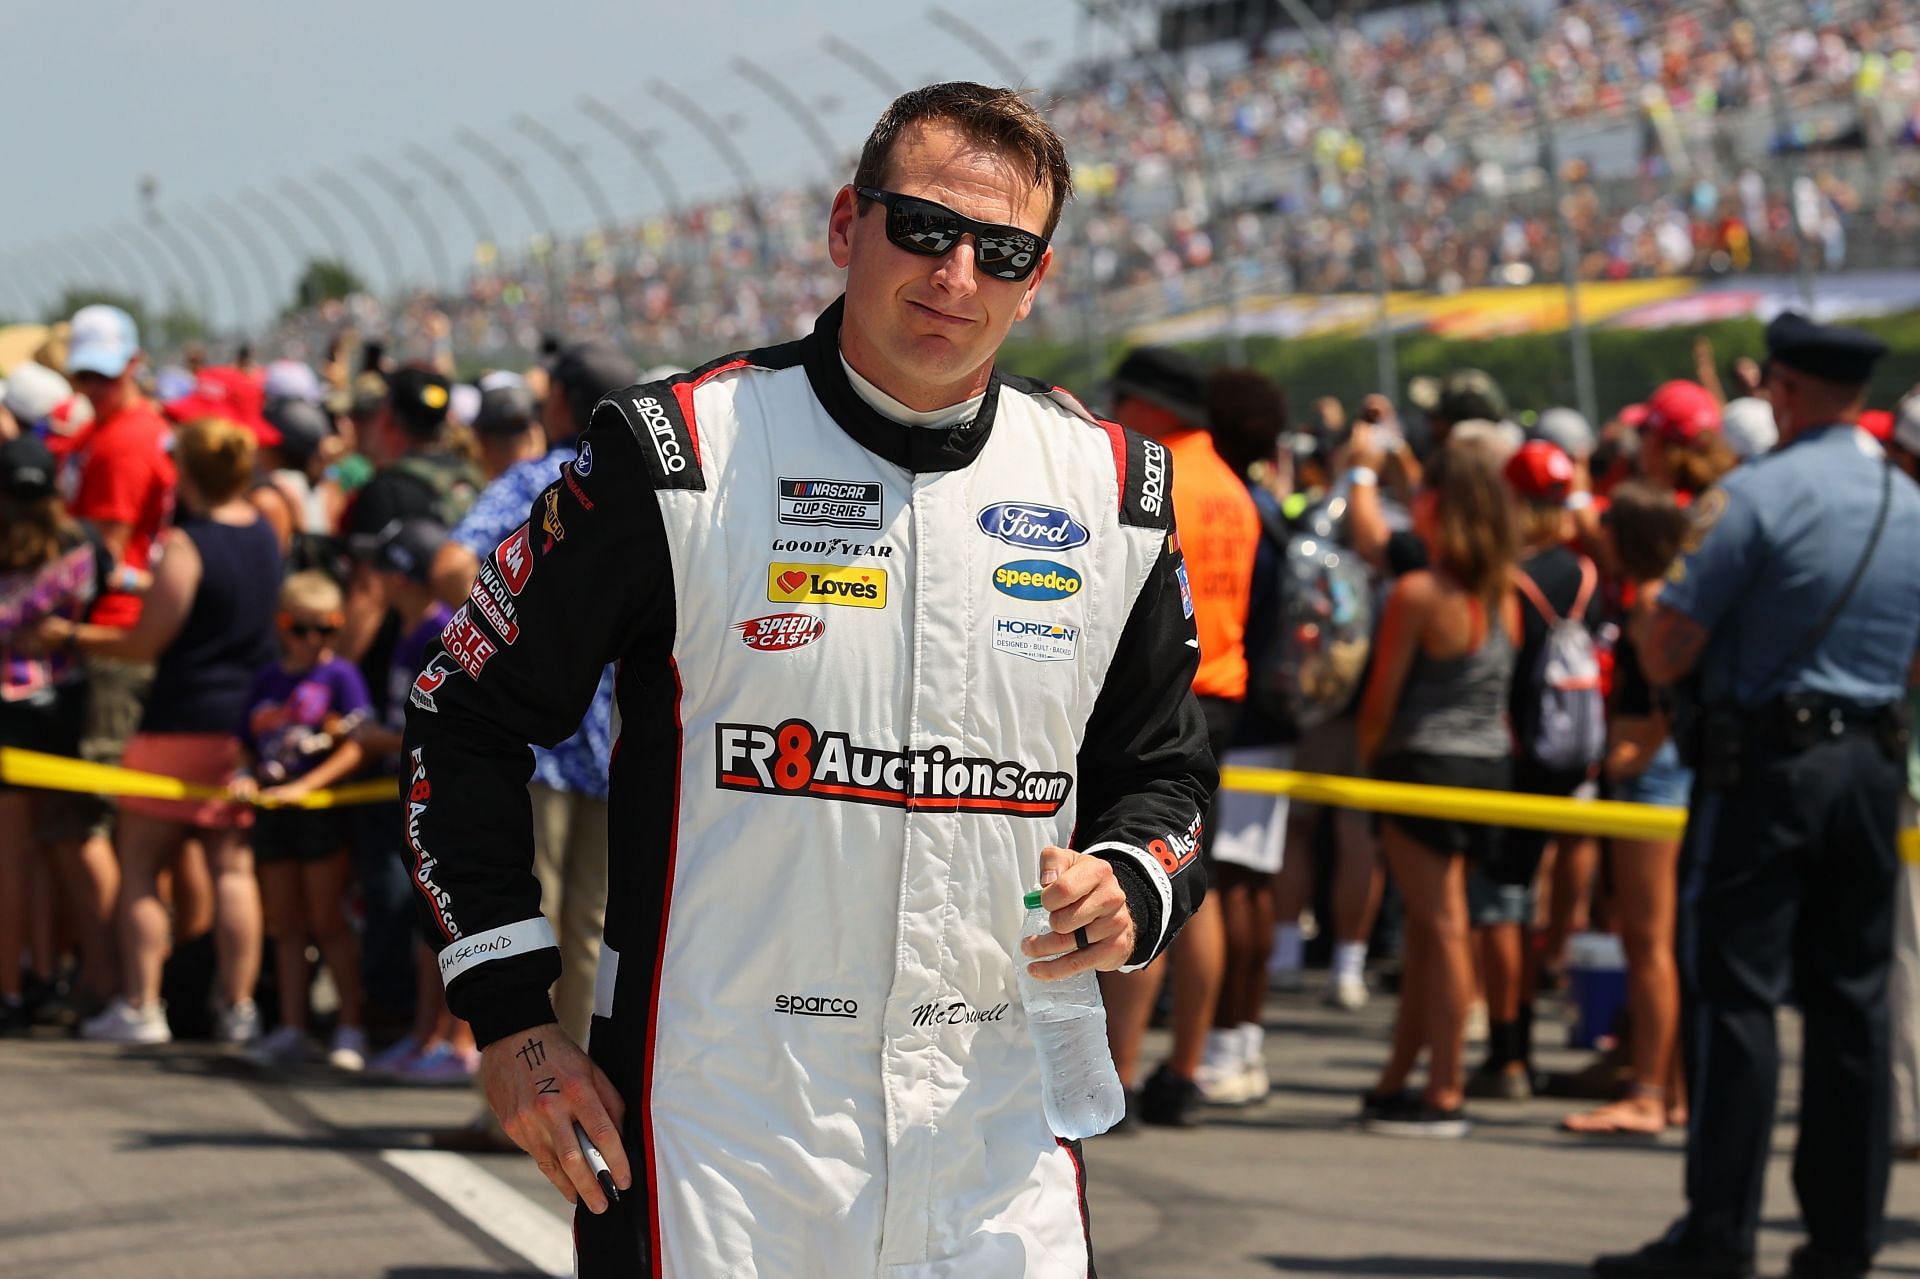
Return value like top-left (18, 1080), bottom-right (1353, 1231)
top-left (1015, 889), bottom-right (1125, 1139)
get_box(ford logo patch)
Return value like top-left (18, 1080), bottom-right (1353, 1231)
top-left (976, 502), bottom-right (1090, 550)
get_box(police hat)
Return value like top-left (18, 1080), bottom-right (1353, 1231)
top-left (1108, 346), bottom-right (1208, 427)
top-left (1765, 311), bottom-right (1889, 386)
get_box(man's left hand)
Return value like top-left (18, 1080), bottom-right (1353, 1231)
top-left (1019, 845), bottom-right (1135, 979)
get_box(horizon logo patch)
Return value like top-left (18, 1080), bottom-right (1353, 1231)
top-left (992, 617), bottom-right (1078, 663)
top-left (768, 563), bottom-right (887, 609)
top-left (778, 477), bottom-right (882, 530)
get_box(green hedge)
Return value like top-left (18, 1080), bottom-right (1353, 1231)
top-left (1003, 309), bottom-right (1920, 421)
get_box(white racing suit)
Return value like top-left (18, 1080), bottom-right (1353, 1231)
top-left (403, 297), bottom-right (1215, 1276)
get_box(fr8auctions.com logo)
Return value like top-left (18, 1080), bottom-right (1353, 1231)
top-left (715, 718), bottom-right (1072, 817)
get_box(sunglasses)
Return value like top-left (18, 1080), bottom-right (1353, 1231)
top-left (854, 187), bottom-right (1048, 282)
top-left (281, 616), bottom-right (340, 639)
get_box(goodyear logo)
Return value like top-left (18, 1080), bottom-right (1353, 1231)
top-left (992, 560), bottom-right (1082, 602)
top-left (768, 563), bottom-right (888, 609)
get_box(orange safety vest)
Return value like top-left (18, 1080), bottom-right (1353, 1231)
top-left (1165, 429), bottom-right (1258, 702)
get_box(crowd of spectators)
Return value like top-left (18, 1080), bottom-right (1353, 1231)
top-left (247, 0), bottom-right (1920, 367)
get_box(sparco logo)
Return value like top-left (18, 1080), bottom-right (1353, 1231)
top-left (774, 994), bottom-right (858, 1019)
top-left (716, 718), bottom-right (1072, 817)
top-left (633, 396), bottom-right (686, 474)
top-left (1140, 440), bottom-right (1167, 516)
top-left (976, 502), bottom-right (1090, 551)
top-left (911, 1000), bottom-right (1011, 1028)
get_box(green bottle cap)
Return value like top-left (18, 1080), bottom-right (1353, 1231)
top-left (1023, 889), bottom-right (1043, 909)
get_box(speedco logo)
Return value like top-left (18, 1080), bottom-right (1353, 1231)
top-left (993, 560), bottom-right (1082, 602)
top-left (716, 718), bottom-right (1073, 817)
top-left (773, 994), bottom-right (858, 1019)
top-left (632, 395), bottom-right (686, 474)
top-left (912, 1000), bottom-right (1010, 1028)
top-left (1140, 440), bottom-right (1167, 516)
top-left (769, 563), bottom-right (887, 609)
top-left (977, 502), bottom-right (1089, 551)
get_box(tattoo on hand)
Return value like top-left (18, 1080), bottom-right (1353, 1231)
top-left (535, 1075), bottom-right (560, 1096)
top-left (516, 1037), bottom-right (547, 1070)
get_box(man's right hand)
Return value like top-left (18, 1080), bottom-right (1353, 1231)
top-left (480, 1022), bottom-right (632, 1214)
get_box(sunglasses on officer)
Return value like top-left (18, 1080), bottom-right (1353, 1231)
top-left (853, 187), bottom-right (1048, 282)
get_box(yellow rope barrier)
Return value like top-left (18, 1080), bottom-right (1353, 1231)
top-left (0, 747), bottom-right (397, 809)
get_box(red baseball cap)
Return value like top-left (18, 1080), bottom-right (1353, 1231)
top-left (1642, 380), bottom-right (1721, 444)
top-left (1858, 409), bottom-right (1894, 442)
top-left (1503, 439), bottom-right (1575, 505)
top-left (165, 366), bottom-right (280, 447)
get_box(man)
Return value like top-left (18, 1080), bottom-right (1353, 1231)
top-left (468, 380), bottom-right (544, 482)
top-left (428, 340), bottom-right (636, 1153)
top-left (46, 306), bottom-right (175, 900)
top-left (1097, 347), bottom-right (1256, 1124)
top-left (340, 366), bottom-right (482, 665)
top-left (1598, 314), bottom-right (1920, 1279)
top-left (403, 82), bottom-right (1213, 1275)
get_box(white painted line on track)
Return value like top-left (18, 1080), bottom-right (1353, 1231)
top-left (381, 1148), bottom-right (574, 1277)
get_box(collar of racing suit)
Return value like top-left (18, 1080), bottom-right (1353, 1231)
top-left (799, 295), bottom-right (1003, 473)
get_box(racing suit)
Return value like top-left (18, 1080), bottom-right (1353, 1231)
top-left (403, 297), bottom-right (1215, 1277)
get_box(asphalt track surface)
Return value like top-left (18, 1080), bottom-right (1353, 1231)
top-left (7, 987), bottom-right (1920, 1279)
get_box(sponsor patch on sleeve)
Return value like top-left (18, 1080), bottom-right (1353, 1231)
top-left (440, 606), bottom-right (498, 679)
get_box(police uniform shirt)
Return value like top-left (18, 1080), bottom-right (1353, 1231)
top-left (1662, 424), bottom-right (1920, 710)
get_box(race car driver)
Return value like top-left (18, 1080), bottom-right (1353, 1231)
top-left (403, 81), bottom-right (1216, 1277)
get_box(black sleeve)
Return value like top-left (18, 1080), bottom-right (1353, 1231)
top-left (400, 413), bottom-right (672, 1047)
top-left (1075, 524), bottom-right (1217, 970)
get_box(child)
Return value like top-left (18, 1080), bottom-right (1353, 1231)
top-left (352, 518), bottom-right (480, 1083)
top-left (233, 571), bottom-right (372, 1070)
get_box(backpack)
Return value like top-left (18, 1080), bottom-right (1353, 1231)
top-left (1511, 557), bottom-right (1606, 772)
top-left (1246, 499), bottom-right (1374, 731)
top-left (390, 452), bottom-right (482, 530)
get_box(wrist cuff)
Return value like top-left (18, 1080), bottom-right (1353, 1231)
top-left (1085, 841), bottom-right (1171, 970)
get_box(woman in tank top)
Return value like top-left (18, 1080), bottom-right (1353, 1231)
top-left (49, 419), bottom-right (283, 1047)
top-left (1355, 436), bottom-right (1521, 1138)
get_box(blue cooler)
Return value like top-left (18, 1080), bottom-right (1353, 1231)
top-left (1565, 931), bottom-right (1628, 1050)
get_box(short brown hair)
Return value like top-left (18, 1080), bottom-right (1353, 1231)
top-left (852, 82), bottom-right (1073, 237)
top-left (1606, 481), bottom-right (1690, 581)
top-left (1205, 367), bottom-right (1288, 477)
top-left (175, 418), bottom-right (257, 506)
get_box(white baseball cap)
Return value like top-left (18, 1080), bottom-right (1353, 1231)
top-left (2, 362), bottom-right (72, 424)
top-left (263, 359), bottom-right (323, 404)
top-left (1721, 396), bottom-right (1778, 460)
top-left (1895, 393), bottom-right (1920, 457)
top-left (66, 304), bottom-right (141, 378)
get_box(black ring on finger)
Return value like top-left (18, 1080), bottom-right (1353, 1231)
top-left (1074, 926), bottom-right (1090, 950)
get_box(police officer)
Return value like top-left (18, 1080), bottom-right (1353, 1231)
top-left (1595, 314), bottom-right (1920, 1279)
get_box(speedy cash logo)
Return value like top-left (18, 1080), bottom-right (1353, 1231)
top-left (976, 502), bottom-right (1089, 551)
top-left (734, 613), bottom-right (825, 652)
top-left (768, 562), bottom-right (887, 609)
top-left (716, 718), bottom-right (1072, 817)
top-left (992, 559), bottom-right (1082, 602)
top-left (778, 477), bottom-right (882, 530)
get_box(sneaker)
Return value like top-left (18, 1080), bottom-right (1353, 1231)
top-left (1363, 1103), bottom-right (1470, 1139)
top-left (392, 1041), bottom-right (481, 1085)
top-left (1591, 1236), bottom-right (1754, 1278)
top-left (1786, 1244), bottom-right (1868, 1279)
top-left (366, 1034), bottom-right (423, 1077)
top-left (327, 1025), bottom-right (368, 1073)
top-left (248, 1024), bottom-right (311, 1068)
top-left (1242, 1054), bottom-right (1270, 1104)
top-left (80, 996), bottom-right (172, 1045)
top-left (1465, 1062), bottom-right (1533, 1101)
top-left (1324, 973), bottom-right (1369, 1011)
top-left (214, 999), bottom-right (260, 1046)
top-left (1463, 1000), bottom-right (1489, 1045)
top-left (1140, 1064), bottom-right (1204, 1128)
top-left (1195, 1030), bottom-right (1253, 1106)
top-left (1357, 1087), bottom-right (1421, 1125)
